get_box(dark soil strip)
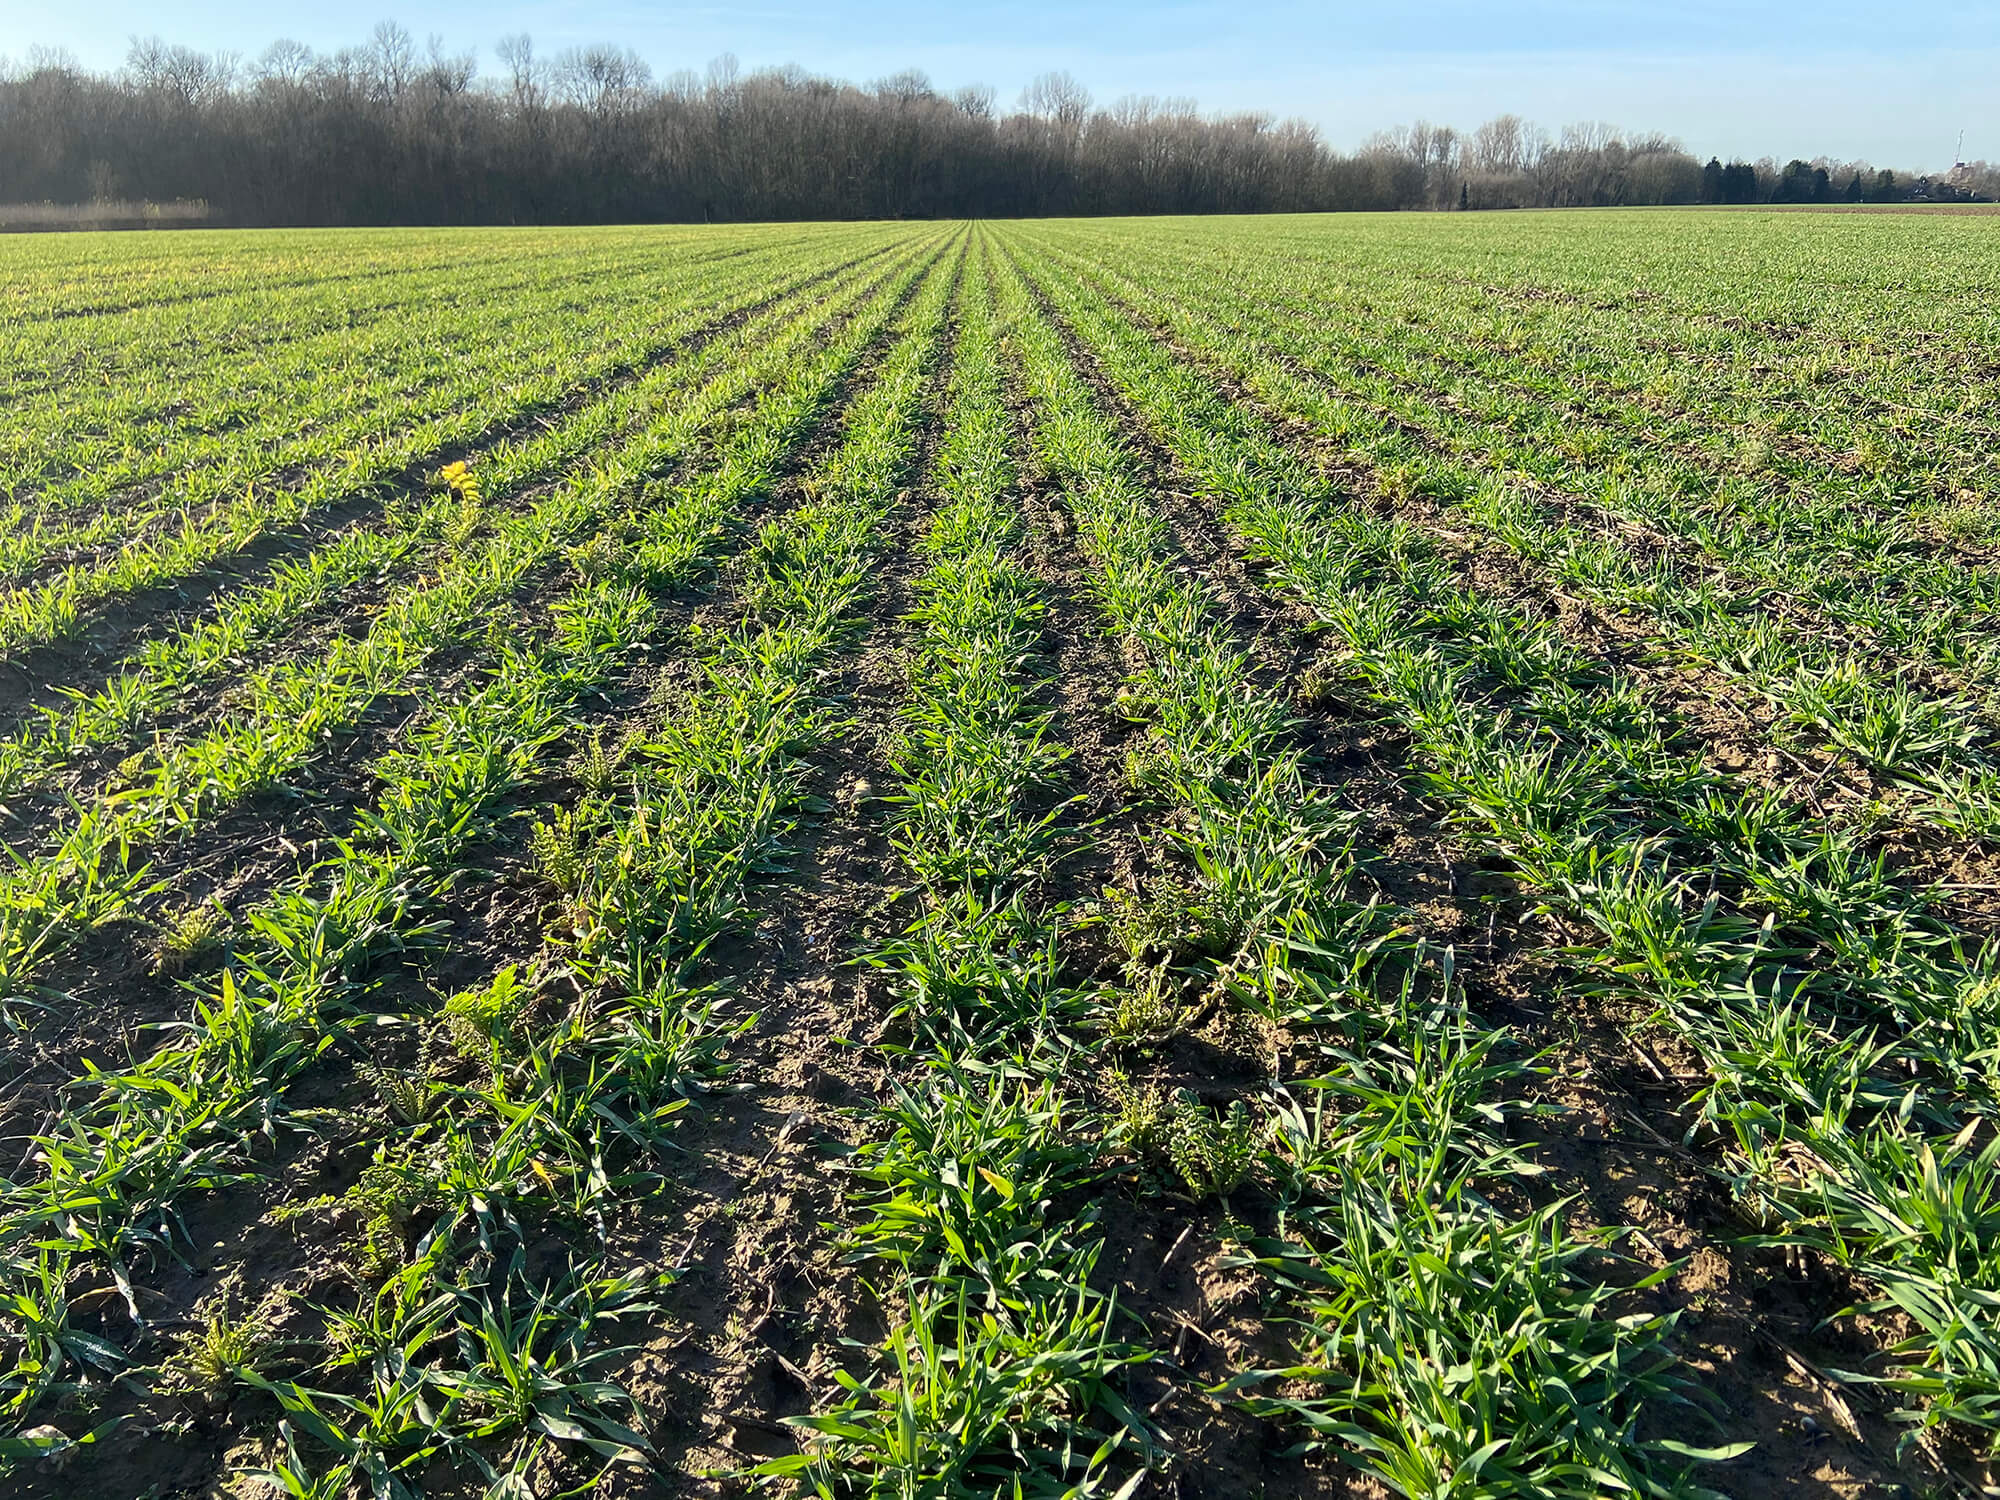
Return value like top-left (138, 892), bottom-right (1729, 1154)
top-left (0, 256), bottom-right (942, 1169)
top-left (1, 243), bottom-right (961, 1500)
top-left (0, 243), bottom-right (904, 715)
top-left (8, 237), bottom-right (751, 331)
top-left (1025, 233), bottom-right (1999, 655)
top-left (621, 554), bottom-right (920, 1492)
top-left (612, 272), bottom-right (965, 1492)
top-left (1193, 250), bottom-right (1994, 523)
top-left (990, 257), bottom-right (1390, 1497)
top-left (1, 242), bottom-right (780, 496)
top-left (0, 248), bottom-right (924, 864)
top-left (1056, 253), bottom-right (2000, 928)
top-left (1004, 240), bottom-right (1955, 1497)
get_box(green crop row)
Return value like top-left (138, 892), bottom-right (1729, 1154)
top-left (0, 234), bottom-right (962, 1483)
top-left (0, 232), bottom-right (901, 530)
top-left (245, 238), bottom-right (964, 1500)
top-left (0, 237), bottom-right (916, 652)
top-left (998, 226), bottom-right (2000, 1466)
top-left (0, 238), bottom-right (943, 1015)
top-left (0, 243), bottom-right (907, 808)
top-left (1014, 229), bottom-right (2000, 842)
top-left (769, 242), bottom-right (1161, 1496)
top-left (1033, 216), bottom-right (1997, 520)
top-left (2, 237), bottom-right (750, 512)
top-left (987, 235), bottom-right (1749, 1497)
top-left (8, 211), bottom-right (1995, 1498)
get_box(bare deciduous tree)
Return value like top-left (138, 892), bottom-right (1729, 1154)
top-left (4, 30), bottom-right (1972, 226)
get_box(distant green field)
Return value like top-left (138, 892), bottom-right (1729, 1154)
top-left (3, 212), bottom-right (1998, 1497)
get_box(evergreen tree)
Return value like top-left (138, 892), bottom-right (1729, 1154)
top-left (1701, 156), bottom-right (1724, 202)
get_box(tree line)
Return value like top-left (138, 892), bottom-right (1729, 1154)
top-left (1403, 114), bottom-right (1992, 210)
top-left (1, 27), bottom-right (1990, 225)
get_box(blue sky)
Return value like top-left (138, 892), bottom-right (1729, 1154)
top-left (3, 0), bottom-right (1992, 168)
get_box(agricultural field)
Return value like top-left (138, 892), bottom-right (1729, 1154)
top-left (0, 208), bottom-right (1996, 1498)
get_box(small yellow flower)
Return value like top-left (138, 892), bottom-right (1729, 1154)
top-left (437, 460), bottom-right (481, 504)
